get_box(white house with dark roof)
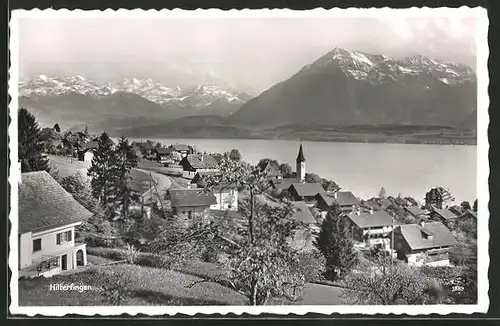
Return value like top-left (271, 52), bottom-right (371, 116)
top-left (179, 154), bottom-right (219, 179)
top-left (18, 171), bottom-right (92, 278)
top-left (346, 209), bottom-right (394, 250)
top-left (393, 221), bottom-right (457, 267)
top-left (168, 189), bottom-right (218, 226)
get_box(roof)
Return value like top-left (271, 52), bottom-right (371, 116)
top-left (270, 177), bottom-right (296, 192)
top-left (433, 209), bottom-right (459, 220)
top-left (183, 154), bottom-right (218, 169)
top-left (155, 147), bottom-right (174, 155)
top-left (405, 206), bottom-right (430, 217)
top-left (347, 210), bottom-right (393, 229)
top-left (317, 191), bottom-right (360, 207)
top-left (291, 201), bottom-right (317, 224)
top-left (296, 144), bottom-right (305, 162)
top-left (289, 182), bottom-right (324, 197)
top-left (171, 144), bottom-right (191, 151)
top-left (18, 171), bottom-right (93, 234)
top-left (81, 141), bottom-right (98, 151)
top-left (134, 142), bottom-right (155, 150)
top-left (169, 189), bottom-right (217, 207)
top-left (397, 222), bottom-right (457, 250)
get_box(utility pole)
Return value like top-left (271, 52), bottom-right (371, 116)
top-left (390, 215), bottom-right (395, 272)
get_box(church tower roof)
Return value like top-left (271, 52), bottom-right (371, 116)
top-left (296, 143), bottom-right (305, 163)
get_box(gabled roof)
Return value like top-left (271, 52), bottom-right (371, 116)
top-left (288, 183), bottom-right (324, 198)
top-left (155, 147), bottom-right (174, 155)
top-left (397, 221), bottom-right (457, 250)
top-left (291, 201), bottom-right (316, 224)
top-left (270, 177), bottom-right (296, 192)
top-left (19, 171), bottom-right (93, 234)
top-left (347, 210), bottom-right (393, 229)
top-left (169, 189), bottom-right (217, 208)
top-left (183, 154), bottom-right (218, 169)
top-left (171, 144), bottom-right (191, 151)
top-left (405, 206), bottom-right (430, 217)
top-left (317, 191), bottom-right (360, 207)
top-left (433, 208), bottom-right (459, 220)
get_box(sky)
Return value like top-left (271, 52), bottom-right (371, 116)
top-left (17, 13), bottom-right (480, 94)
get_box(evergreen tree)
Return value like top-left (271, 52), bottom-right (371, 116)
top-left (53, 123), bottom-right (61, 132)
top-left (473, 199), bottom-right (478, 212)
top-left (87, 132), bottom-right (119, 214)
top-left (279, 163), bottom-right (293, 177)
top-left (84, 125), bottom-right (88, 136)
top-left (315, 204), bottom-right (358, 281)
top-left (18, 108), bottom-right (50, 172)
top-left (229, 148), bottom-right (242, 161)
top-left (59, 172), bottom-right (97, 212)
top-left (114, 136), bottom-right (139, 219)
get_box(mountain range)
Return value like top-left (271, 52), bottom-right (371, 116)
top-left (18, 47), bottom-right (477, 143)
top-left (18, 75), bottom-right (252, 129)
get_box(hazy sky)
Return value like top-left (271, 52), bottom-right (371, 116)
top-left (17, 14), bottom-right (479, 93)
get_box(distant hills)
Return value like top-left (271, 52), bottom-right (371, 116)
top-left (17, 48), bottom-right (477, 144)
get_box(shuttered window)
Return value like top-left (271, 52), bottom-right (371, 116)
top-left (33, 239), bottom-right (42, 252)
top-left (56, 230), bottom-right (72, 245)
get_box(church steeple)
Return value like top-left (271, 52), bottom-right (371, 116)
top-left (296, 143), bottom-right (305, 163)
top-left (296, 143), bottom-right (306, 183)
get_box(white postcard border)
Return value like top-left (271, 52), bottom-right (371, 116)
top-left (8, 7), bottom-right (490, 316)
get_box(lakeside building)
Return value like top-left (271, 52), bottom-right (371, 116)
top-left (346, 208), bottom-right (394, 250)
top-left (393, 221), bottom-right (457, 267)
top-left (180, 154), bottom-right (219, 179)
top-left (18, 171), bottom-right (92, 278)
top-left (316, 191), bottom-right (361, 215)
top-left (169, 144), bottom-right (193, 157)
top-left (154, 147), bottom-right (174, 164)
top-left (404, 206), bottom-right (431, 220)
top-left (425, 187), bottom-right (455, 209)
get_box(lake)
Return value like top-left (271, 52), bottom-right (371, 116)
top-left (132, 138), bottom-right (477, 204)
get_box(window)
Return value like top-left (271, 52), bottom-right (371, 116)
top-left (56, 230), bottom-right (72, 245)
top-left (33, 239), bottom-right (42, 252)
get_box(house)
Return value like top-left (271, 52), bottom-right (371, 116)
top-left (127, 169), bottom-right (157, 219)
top-left (346, 209), bottom-right (394, 249)
top-left (430, 208), bottom-right (460, 226)
top-left (289, 201), bottom-right (318, 251)
top-left (154, 147), bottom-right (174, 164)
top-left (18, 171), bottom-right (92, 278)
top-left (179, 154), bottom-right (219, 179)
top-left (168, 189), bottom-right (218, 226)
top-left (404, 206), bottom-right (430, 219)
top-left (170, 144), bottom-right (192, 157)
top-left (316, 191), bottom-right (360, 214)
top-left (190, 171), bottom-right (238, 211)
top-left (425, 187), bottom-right (455, 209)
top-left (77, 141), bottom-right (98, 162)
top-left (287, 182), bottom-right (324, 203)
top-left (260, 160), bottom-right (282, 179)
top-left (270, 177), bottom-right (297, 194)
top-left (393, 221), bottom-right (457, 267)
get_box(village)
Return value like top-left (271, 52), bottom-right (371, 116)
top-left (17, 118), bottom-right (478, 306)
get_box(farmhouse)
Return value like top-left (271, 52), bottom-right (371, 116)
top-left (168, 189), bottom-right (217, 226)
top-left (191, 171), bottom-right (238, 211)
top-left (393, 221), bottom-right (457, 267)
top-left (154, 147), bottom-right (174, 164)
top-left (288, 183), bottom-right (324, 203)
top-left (430, 208), bottom-right (460, 226)
top-left (346, 209), bottom-right (394, 249)
top-left (425, 187), bottom-right (455, 209)
top-left (18, 171), bottom-right (92, 278)
top-left (405, 206), bottom-right (430, 219)
top-left (170, 144), bottom-right (192, 157)
top-left (127, 169), bottom-right (157, 219)
top-left (316, 191), bottom-right (360, 214)
top-left (179, 154), bottom-right (219, 179)
top-left (77, 141), bottom-right (98, 162)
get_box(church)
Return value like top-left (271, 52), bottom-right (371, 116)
top-left (270, 144), bottom-right (325, 203)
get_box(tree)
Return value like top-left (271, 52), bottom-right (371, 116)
top-left (84, 125), bottom-right (88, 136)
top-left (229, 148), bottom-right (242, 161)
top-left (473, 199), bottom-right (478, 212)
top-left (257, 158), bottom-right (278, 171)
top-left (379, 187), bottom-right (386, 198)
top-left (18, 108), bottom-right (50, 172)
top-left (305, 173), bottom-right (321, 184)
top-left (39, 127), bottom-right (62, 154)
top-left (343, 256), bottom-right (432, 305)
top-left (53, 123), bottom-right (61, 132)
top-left (461, 201), bottom-right (472, 211)
top-left (87, 132), bottom-right (120, 214)
top-left (315, 204), bottom-right (358, 281)
top-left (114, 136), bottom-right (139, 219)
top-left (321, 178), bottom-right (340, 192)
top-left (278, 163), bottom-right (293, 177)
top-left (59, 172), bottom-right (97, 212)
